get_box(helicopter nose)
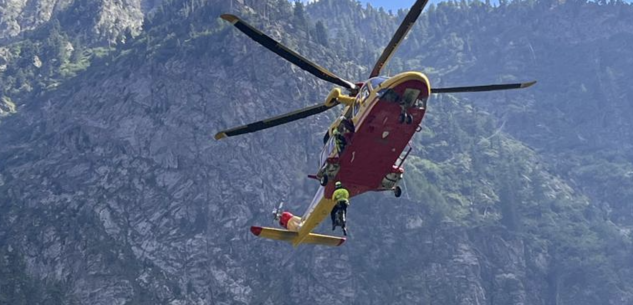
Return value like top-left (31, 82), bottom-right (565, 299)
top-left (386, 72), bottom-right (430, 97)
top-left (378, 72), bottom-right (430, 105)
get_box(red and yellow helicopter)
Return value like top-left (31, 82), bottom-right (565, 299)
top-left (215, 0), bottom-right (536, 247)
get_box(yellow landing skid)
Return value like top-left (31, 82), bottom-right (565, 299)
top-left (250, 226), bottom-right (346, 247)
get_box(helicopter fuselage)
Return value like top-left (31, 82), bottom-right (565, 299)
top-left (319, 72), bottom-right (430, 198)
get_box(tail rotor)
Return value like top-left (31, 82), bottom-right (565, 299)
top-left (272, 202), bottom-right (285, 224)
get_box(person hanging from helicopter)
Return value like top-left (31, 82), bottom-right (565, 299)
top-left (331, 181), bottom-right (350, 235)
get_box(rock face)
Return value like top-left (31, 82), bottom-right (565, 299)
top-left (1, 1), bottom-right (633, 304)
top-left (0, 37), bottom-right (584, 305)
top-left (0, 0), bottom-right (64, 39)
top-left (0, 0), bottom-right (157, 43)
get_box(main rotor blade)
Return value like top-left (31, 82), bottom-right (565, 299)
top-left (431, 81), bottom-right (537, 94)
top-left (214, 102), bottom-right (338, 140)
top-left (369, 0), bottom-right (430, 78)
top-left (221, 14), bottom-right (357, 90)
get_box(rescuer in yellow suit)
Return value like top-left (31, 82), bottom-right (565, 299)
top-left (331, 181), bottom-right (350, 235)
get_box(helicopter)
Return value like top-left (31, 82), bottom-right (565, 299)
top-left (215, 0), bottom-right (536, 247)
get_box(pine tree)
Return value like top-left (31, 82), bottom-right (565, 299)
top-left (293, 1), bottom-right (307, 29)
top-left (315, 21), bottom-right (329, 47)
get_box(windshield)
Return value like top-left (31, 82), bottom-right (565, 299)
top-left (368, 76), bottom-right (388, 90)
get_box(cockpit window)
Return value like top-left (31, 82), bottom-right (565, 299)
top-left (360, 86), bottom-right (370, 102)
top-left (353, 99), bottom-right (360, 116)
top-left (369, 77), bottom-right (388, 90)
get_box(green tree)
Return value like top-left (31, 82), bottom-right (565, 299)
top-left (293, 1), bottom-right (307, 30)
top-left (315, 20), bottom-right (329, 46)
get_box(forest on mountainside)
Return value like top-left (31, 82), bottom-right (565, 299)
top-left (1, 0), bottom-right (633, 304)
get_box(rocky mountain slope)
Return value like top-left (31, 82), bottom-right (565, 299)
top-left (0, 0), bottom-right (160, 44)
top-left (1, 0), bottom-right (633, 304)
